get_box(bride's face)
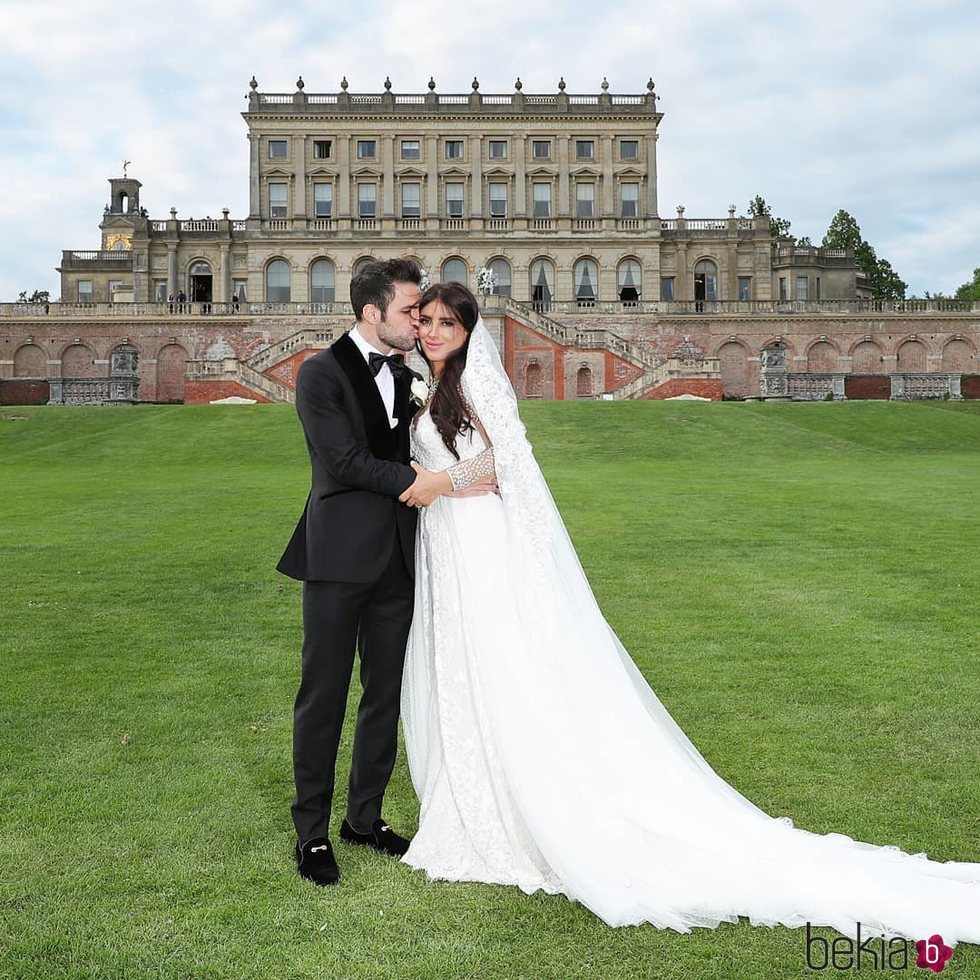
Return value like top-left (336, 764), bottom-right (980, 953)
top-left (417, 301), bottom-right (468, 368)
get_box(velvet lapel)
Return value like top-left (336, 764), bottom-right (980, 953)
top-left (331, 331), bottom-right (395, 459)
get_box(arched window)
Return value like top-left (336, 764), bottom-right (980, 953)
top-left (266, 259), bottom-right (291, 303)
top-left (529, 258), bottom-right (555, 309)
top-left (310, 259), bottom-right (335, 304)
top-left (352, 257), bottom-right (376, 278)
top-left (694, 258), bottom-right (718, 305)
top-left (525, 362), bottom-right (544, 397)
top-left (488, 258), bottom-right (511, 297)
top-left (574, 258), bottom-right (599, 306)
top-left (618, 258), bottom-right (642, 304)
top-left (442, 258), bottom-right (467, 284)
top-left (576, 366), bottom-right (594, 398)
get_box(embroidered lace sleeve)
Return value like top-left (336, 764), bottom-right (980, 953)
top-left (447, 446), bottom-right (496, 491)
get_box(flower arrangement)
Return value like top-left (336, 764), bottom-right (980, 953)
top-left (418, 267), bottom-right (432, 292)
top-left (476, 266), bottom-right (498, 295)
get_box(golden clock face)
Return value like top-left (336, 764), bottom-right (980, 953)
top-left (106, 234), bottom-right (133, 251)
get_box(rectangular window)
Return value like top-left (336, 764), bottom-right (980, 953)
top-left (77, 280), bottom-right (93, 303)
top-left (816, 277), bottom-right (822, 300)
top-left (312, 140), bottom-right (332, 159)
top-left (489, 182), bottom-right (508, 217)
top-left (576, 183), bottom-right (595, 218)
top-left (313, 183), bottom-right (332, 218)
top-left (401, 140), bottom-right (420, 160)
top-left (356, 139), bottom-right (376, 159)
top-left (233, 281), bottom-right (247, 302)
top-left (620, 182), bottom-right (639, 218)
top-left (154, 281), bottom-right (167, 303)
top-left (620, 139), bottom-right (639, 159)
top-left (576, 140), bottom-right (595, 160)
top-left (358, 184), bottom-right (377, 218)
top-left (660, 276), bottom-right (674, 301)
top-left (488, 140), bottom-right (507, 159)
top-left (268, 139), bottom-right (287, 159)
top-left (445, 139), bottom-right (464, 159)
top-left (532, 182), bottom-right (552, 218)
top-left (779, 277), bottom-right (788, 301)
top-left (796, 276), bottom-right (809, 301)
top-left (446, 182), bottom-right (464, 217)
top-left (532, 140), bottom-right (551, 159)
top-left (738, 276), bottom-right (752, 301)
top-left (401, 182), bottom-right (420, 217)
top-left (269, 182), bottom-right (287, 218)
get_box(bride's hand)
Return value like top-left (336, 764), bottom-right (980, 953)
top-left (399, 462), bottom-right (454, 507)
top-left (446, 477), bottom-right (500, 498)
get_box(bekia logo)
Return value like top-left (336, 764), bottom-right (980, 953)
top-left (806, 923), bottom-right (954, 972)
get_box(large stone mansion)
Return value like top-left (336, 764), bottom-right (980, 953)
top-left (1, 76), bottom-right (977, 404)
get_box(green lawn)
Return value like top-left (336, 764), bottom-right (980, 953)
top-left (1, 401), bottom-right (978, 979)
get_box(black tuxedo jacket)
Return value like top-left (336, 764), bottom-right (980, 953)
top-left (277, 331), bottom-right (418, 583)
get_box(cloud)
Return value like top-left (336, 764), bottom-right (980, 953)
top-left (1, 0), bottom-right (979, 297)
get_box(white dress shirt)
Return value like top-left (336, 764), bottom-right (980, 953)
top-left (349, 325), bottom-right (398, 429)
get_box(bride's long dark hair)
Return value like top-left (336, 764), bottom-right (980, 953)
top-left (417, 281), bottom-right (479, 460)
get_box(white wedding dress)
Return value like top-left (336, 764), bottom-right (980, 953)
top-left (400, 320), bottom-right (980, 943)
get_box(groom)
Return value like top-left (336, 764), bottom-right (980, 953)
top-left (277, 257), bottom-right (450, 886)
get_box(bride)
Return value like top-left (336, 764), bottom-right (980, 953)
top-left (396, 281), bottom-right (980, 944)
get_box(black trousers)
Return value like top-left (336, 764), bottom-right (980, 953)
top-left (291, 539), bottom-right (414, 844)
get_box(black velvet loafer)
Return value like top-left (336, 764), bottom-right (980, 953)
top-left (339, 818), bottom-right (411, 857)
top-left (295, 837), bottom-right (340, 886)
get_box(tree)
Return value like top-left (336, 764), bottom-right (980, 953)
top-left (17, 289), bottom-right (50, 304)
top-left (796, 235), bottom-right (813, 248)
top-left (746, 195), bottom-right (792, 242)
top-left (822, 209), bottom-right (906, 301)
top-left (954, 267), bottom-right (980, 302)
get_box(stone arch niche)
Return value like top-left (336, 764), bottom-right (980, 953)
top-left (157, 343), bottom-right (189, 402)
top-left (525, 361), bottom-right (544, 398)
top-left (14, 343), bottom-right (47, 377)
top-left (851, 340), bottom-right (884, 373)
top-left (807, 341), bottom-right (839, 372)
top-left (897, 339), bottom-right (928, 373)
top-left (576, 365), bottom-right (594, 398)
top-left (61, 343), bottom-right (98, 378)
top-left (717, 342), bottom-right (750, 399)
top-left (942, 339), bottom-right (973, 372)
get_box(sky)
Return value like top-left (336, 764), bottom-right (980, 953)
top-left (1, 0), bottom-right (978, 300)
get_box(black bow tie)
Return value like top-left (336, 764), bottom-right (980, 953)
top-left (368, 351), bottom-right (407, 379)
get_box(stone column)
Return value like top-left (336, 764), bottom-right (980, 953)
top-left (294, 134), bottom-right (307, 217)
top-left (219, 243), bottom-right (231, 303)
top-left (557, 137), bottom-right (569, 218)
top-left (338, 136), bottom-right (351, 219)
top-left (248, 135), bottom-right (260, 218)
top-left (514, 137), bottom-right (526, 219)
top-left (426, 136), bottom-right (439, 221)
top-left (167, 243), bottom-right (178, 296)
top-left (601, 136), bottom-right (614, 221)
top-left (647, 131), bottom-right (659, 217)
top-left (382, 135), bottom-right (395, 218)
top-left (470, 134), bottom-right (483, 219)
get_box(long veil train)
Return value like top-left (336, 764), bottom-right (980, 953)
top-left (400, 318), bottom-right (980, 942)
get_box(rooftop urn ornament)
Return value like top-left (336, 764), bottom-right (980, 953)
top-left (514, 77), bottom-right (522, 91)
top-left (296, 76), bottom-right (304, 90)
top-left (558, 77), bottom-right (566, 91)
top-left (249, 76), bottom-right (258, 91)
top-left (647, 77), bottom-right (655, 91)
top-left (428, 76), bottom-right (436, 91)
top-left (472, 76), bottom-right (479, 90)
top-left (384, 76), bottom-right (392, 91)
top-left (601, 77), bottom-right (609, 91)
top-left (340, 76), bottom-right (349, 91)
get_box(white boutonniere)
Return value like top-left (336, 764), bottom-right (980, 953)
top-left (410, 377), bottom-right (433, 407)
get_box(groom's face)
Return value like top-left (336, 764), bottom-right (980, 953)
top-left (377, 281), bottom-right (422, 352)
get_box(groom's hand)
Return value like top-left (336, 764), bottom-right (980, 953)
top-left (399, 462), bottom-right (453, 507)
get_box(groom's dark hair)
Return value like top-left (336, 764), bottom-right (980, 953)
top-left (351, 257), bottom-right (423, 320)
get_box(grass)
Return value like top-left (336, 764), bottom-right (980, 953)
top-left (1, 400), bottom-right (979, 979)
